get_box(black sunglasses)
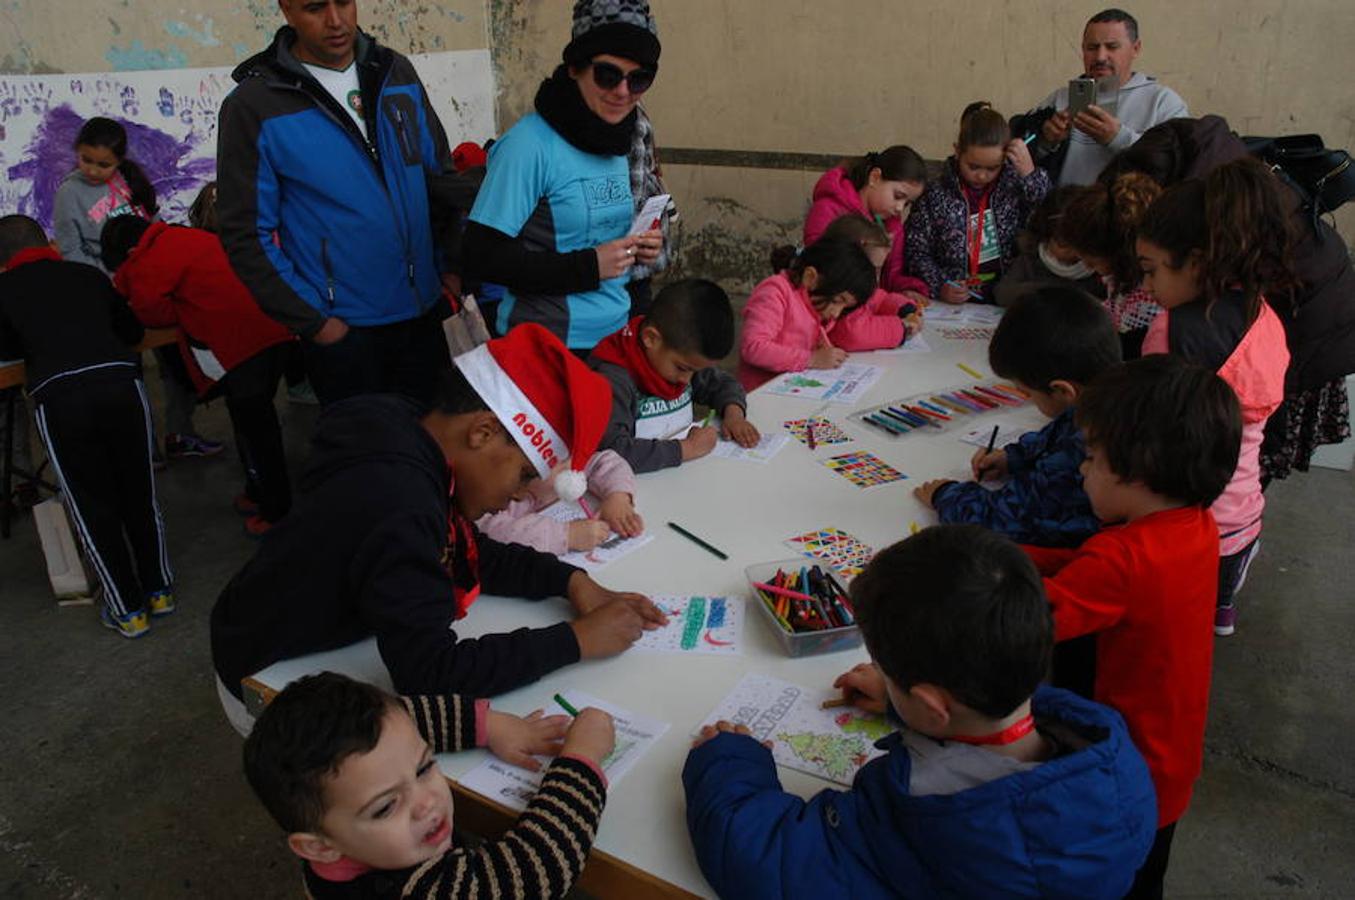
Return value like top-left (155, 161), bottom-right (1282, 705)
top-left (588, 61), bottom-right (656, 95)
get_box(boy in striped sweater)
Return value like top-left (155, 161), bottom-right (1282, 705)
top-left (244, 672), bottom-right (613, 899)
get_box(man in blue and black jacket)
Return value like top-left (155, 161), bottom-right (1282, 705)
top-left (217, 0), bottom-right (454, 406)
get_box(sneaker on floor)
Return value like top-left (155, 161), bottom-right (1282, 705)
top-left (1214, 603), bottom-right (1237, 636)
top-left (287, 380), bottom-right (319, 405)
top-left (233, 493), bottom-right (260, 516)
top-left (101, 606), bottom-right (150, 639)
top-left (243, 515), bottom-right (274, 538)
top-left (147, 588), bottom-right (176, 618)
top-left (165, 433), bottom-right (225, 459)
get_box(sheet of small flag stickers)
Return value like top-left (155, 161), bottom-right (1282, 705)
top-left (820, 451), bottom-right (908, 489)
top-left (635, 596), bottom-right (745, 655)
top-left (786, 527), bottom-right (876, 578)
top-left (928, 303), bottom-right (1004, 341)
top-left (849, 381), bottom-right (1028, 440)
top-left (783, 416), bottom-right (853, 447)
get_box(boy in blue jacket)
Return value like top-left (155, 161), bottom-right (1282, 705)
top-left (913, 285), bottom-right (1122, 547)
top-left (682, 524), bottom-right (1157, 899)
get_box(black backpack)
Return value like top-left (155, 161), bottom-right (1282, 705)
top-left (1243, 134), bottom-right (1355, 234)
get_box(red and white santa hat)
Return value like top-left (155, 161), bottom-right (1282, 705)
top-left (452, 323), bottom-right (612, 501)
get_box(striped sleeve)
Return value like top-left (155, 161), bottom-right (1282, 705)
top-left (403, 757), bottom-right (607, 900)
top-left (400, 695), bottom-right (480, 754)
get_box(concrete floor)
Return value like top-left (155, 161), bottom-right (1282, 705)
top-left (2, 385), bottom-right (1353, 899)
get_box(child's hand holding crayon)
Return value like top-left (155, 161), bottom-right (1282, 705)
top-left (970, 446), bottom-right (1009, 481)
top-left (720, 403), bottom-right (761, 448)
top-left (691, 720), bottom-right (774, 751)
top-left (598, 491), bottom-right (644, 538)
top-left (560, 707), bottom-right (617, 767)
top-left (913, 478), bottom-right (955, 509)
top-left (938, 281), bottom-right (972, 305)
top-left (567, 518), bottom-right (612, 551)
top-left (831, 663), bottom-right (889, 715)
top-left (485, 707), bottom-right (570, 771)
top-left (679, 425), bottom-right (718, 461)
top-left (810, 344), bottom-right (849, 369)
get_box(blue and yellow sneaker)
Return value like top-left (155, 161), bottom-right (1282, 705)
top-left (101, 606), bottom-right (150, 639)
top-left (147, 589), bottom-right (176, 618)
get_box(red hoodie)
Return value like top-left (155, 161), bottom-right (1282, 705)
top-left (803, 166), bottom-right (930, 298)
top-left (113, 222), bottom-right (292, 391)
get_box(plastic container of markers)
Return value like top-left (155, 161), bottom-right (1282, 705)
top-left (847, 380), bottom-right (1029, 440)
top-left (745, 559), bottom-right (863, 657)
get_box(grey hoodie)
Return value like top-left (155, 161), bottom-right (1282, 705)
top-left (51, 170), bottom-right (142, 272)
top-left (1034, 72), bottom-right (1189, 186)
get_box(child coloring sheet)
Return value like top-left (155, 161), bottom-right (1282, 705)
top-left (541, 500), bottom-right (656, 570)
top-left (709, 430), bottom-right (791, 464)
top-left (783, 416), bottom-right (853, 447)
top-left (458, 690), bottom-right (669, 812)
top-left (957, 421), bottom-right (1028, 449)
top-left (874, 332), bottom-right (933, 355)
top-left (763, 363), bottom-right (884, 405)
top-left (698, 673), bottom-right (890, 785)
top-left (637, 595), bottom-right (745, 655)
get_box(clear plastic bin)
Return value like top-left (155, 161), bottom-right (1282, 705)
top-left (745, 558), bottom-right (863, 657)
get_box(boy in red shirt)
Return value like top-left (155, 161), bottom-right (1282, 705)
top-left (1023, 354), bottom-right (1243, 899)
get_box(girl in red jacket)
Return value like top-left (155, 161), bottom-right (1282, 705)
top-left (803, 145), bottom-right (929, 302)
top-left (101, 216), bottom-right (295, 536)
top-left (737, 238), bottom-right (877, 390)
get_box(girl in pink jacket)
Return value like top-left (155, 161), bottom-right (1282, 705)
top-left (738, 238), bottom-right (878, 390)
top-left (818, 214), bottom-right (925, 352)
top-left (476, 449), bottom-right (642, 556)
top-left (804, 146), bottom-right (930, 302)
top-left (1135, 159), bottom-right (1294, 637)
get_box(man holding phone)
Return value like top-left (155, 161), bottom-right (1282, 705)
top-left (1025, 8), bottom-right (1188, 185)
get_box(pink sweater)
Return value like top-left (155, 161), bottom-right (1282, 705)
top-left (833, 288), bottom-right (915, 352)
top-left (476, 450), bottom-right (637, 555)
top-left (1143, 300), bottom-right (1288, 555)
top-left (738, 272), bottom-right (839, 390)
top-left (803, 166), bottom-right (930, 298)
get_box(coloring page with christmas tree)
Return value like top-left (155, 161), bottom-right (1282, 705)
top-left (697, 673), bottom-right (891, 785)
top-left (762, 363), bottom-right (883, 405)
top-left (458, 690), bottom-right (669, 812)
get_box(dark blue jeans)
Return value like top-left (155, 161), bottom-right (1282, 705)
top-left (302, 307), bottom-right (451, 407)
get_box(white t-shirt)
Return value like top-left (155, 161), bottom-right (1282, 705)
top-left (303, 61), bottom-right (367, 139)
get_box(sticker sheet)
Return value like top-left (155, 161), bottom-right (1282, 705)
top-left (782, 416), bottom-right (853, 447)
top-left (697, 673), bottom-right (890, 785)
top-left (820, 451), bottom-right (908, 489)
top-left (458, 690), bottom-right (669, 812)
top-left (785, 527), bottom-right (876, 578)
top-left (636, 596), bottom-right (745, 655)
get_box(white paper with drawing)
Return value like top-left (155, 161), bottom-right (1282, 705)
top-left (458, 690), bottom-right (668, 812)
top-left (638, 595), bottom-right (745, 655)
top-left (762, 363), bottom-right (883, 405)
top-left (709, 431), bottom-right (791, 464)
top-left (697, 673), bottom-right (891, 785)
top-left (629, 193), bottom-right (670, 235)
top-left (540, 500), bottom-right (655, 570)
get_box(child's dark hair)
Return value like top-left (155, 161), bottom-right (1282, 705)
top-left (845, 145), bottom-right (927, 190)
top-left (1097, 118), bottom-right (1199, 188)
top-left (1077, 354), bottom-right (1242, 506)
top-left (243, 672), bottom-right (403, 833)
top-left (780, 237), bottom-right (877, 308)
top-left (820, 214), bottom-right (890, 253)
top-left (188, 181), bottom-right (219, 233)
top-left (989, 286), bottom-right (1121, 390)
top-left (1055, 173), bottom-right (1161, 287)
top-left (75, 117), bottom-right (159, 216)
top-left (0, 214), bottom-right (49, 266)
top-left (430, 363), bottom-right (491, 415)
top-left (1087, 8), bottom-right (1139, 41)
top-left (1017, 185), bottom-right (1083, 256)
top-left (1137, 157), bottom-right (1299, 321)
top-left (852, 525), bottom-right (1052, 720)
top-left (647, 278), bottom-right (735, 359)
top-left (957, 101), bottom-right (1010, 151)
top-left (99, 214), bottom-right (152, 272)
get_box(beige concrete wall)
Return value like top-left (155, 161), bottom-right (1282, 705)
top-left (0, 1), bottom-right (488, 74)
top-left (491, 0), bottom-right (1355, 289)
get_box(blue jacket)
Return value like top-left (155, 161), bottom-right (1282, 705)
top-left (683, 686), bottom-right (1157, 899)
top-left (933, 408), bottom-right (1100, 547)
top-left (217, 28), bottom-right (450, 338)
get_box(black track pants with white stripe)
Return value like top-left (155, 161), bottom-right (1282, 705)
top-left (34, 377), bottom-right (171, 617)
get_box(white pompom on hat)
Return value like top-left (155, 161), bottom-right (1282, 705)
top-left (452, 323), bottom-right (612, 502)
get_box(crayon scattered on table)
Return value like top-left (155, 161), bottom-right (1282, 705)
top-left (667, 521), bottom-right (728, 560)
top-left (957, 362), bottom-right (983, 379)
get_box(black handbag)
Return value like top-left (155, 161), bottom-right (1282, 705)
top-left (1243, 134), bottom-right (1355, 236)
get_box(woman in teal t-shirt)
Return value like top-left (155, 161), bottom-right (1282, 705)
top-left (463, 1), bottom-right (664, 352)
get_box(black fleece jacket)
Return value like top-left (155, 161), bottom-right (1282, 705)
top-left (211, 395), bottom-right (581, 699)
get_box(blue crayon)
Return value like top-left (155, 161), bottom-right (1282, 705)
top-left (865, 413), bottom-right (909, 434)
top-left (887, 406), bottom-right (930, 428)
